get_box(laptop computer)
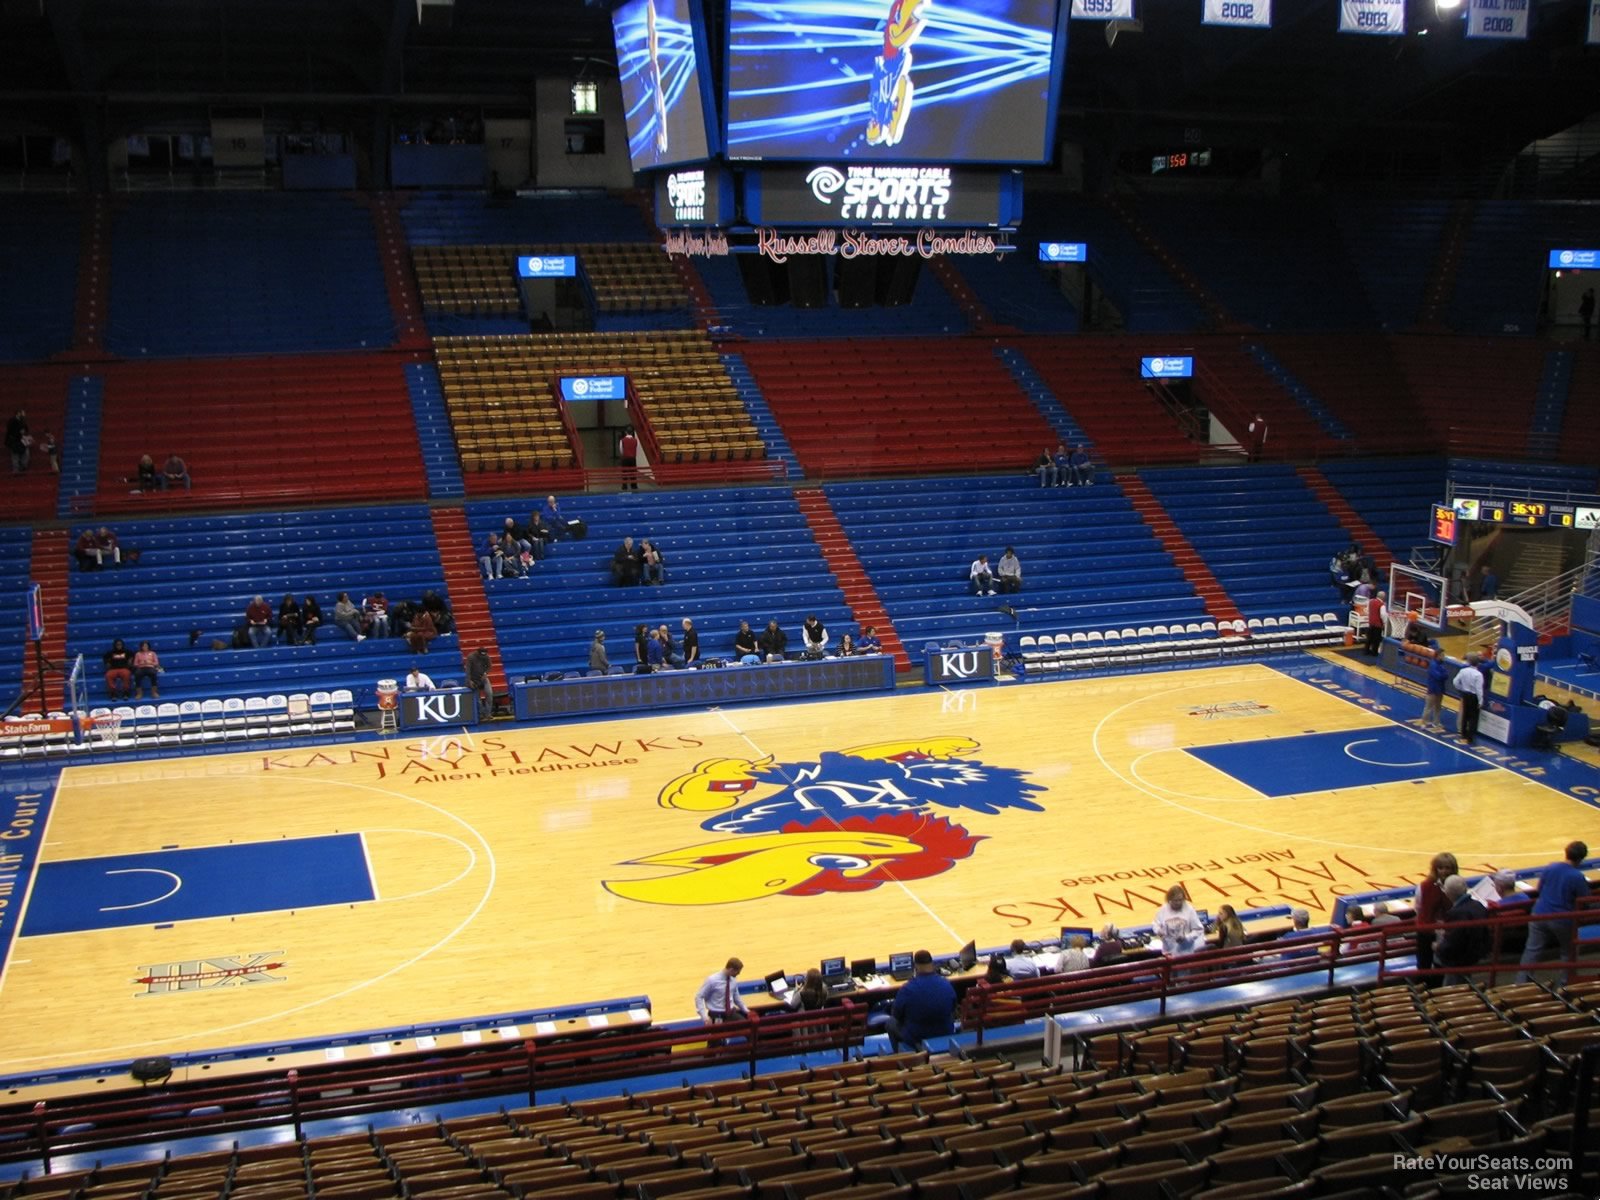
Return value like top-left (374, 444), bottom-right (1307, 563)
top-left (820, 956), bottom-right (851, 991)
top-left (944, 940), bottom-right (979, 974)
top-left (764, 970), bottom-right (791, 998)
top-left (888, 951), bottom-right (915, 982)
top-left (1060, 926), bottom-right (1093, 948)
top-left (850, 957), bottom-right (877, 982)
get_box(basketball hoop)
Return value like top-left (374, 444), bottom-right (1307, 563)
top-left (89, 711), bottom-right (124, 748)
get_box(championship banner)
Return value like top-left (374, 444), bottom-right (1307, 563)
top-left (1203, 0), bottom-right (1271, 27)
top-left (1070, 0), bottom-right (1135, 19)
top-left (1339, 0), bottom-right (1404, 34)
top-left (1589, 0), bottom-right (1599, 45)
top-left (1466, 0), bottom-right (1528, 39)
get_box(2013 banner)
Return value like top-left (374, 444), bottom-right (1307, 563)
top-left (1467, 0), bottom-right (1529, 38)
top-left (1203, 0), bottom-right (1271, 27)
top-left (1071, 0), bottom-right (1135, 19)
top-left (1338, 0), bottom-right (1404, 34)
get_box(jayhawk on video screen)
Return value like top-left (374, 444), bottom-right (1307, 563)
top-left (867, 0), bottom-right (930, 147)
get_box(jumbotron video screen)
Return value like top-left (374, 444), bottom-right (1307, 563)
top-left (613, 0), bottom-right (717, 170)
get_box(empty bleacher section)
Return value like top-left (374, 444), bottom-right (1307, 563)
top-left (1447, 200), bottom-right (1597, 334)
top-left (1263, 335), bottom-right (1426, 454)
top-left (0, 528), bottom-right (33, 704)
top-left (91, 354), bottom-right (428, 511)
top-left (400, 189), bottom-right (652, 246)
top-left (105, 194), bottom-right (394, 357)
top-left (64, 505), bottom-right (451, 709)
top-left (1140, 465), bottom-right (1354, 622)
top-left (693, 254), bottom-right (967, 338)
top-left (0, 364), bottom-right (73, 520)
top-left (412, 244), bottom-right (690, 325)
top-left (0, 196), bottom-right (81, 362)
top-left (1448, 457), bottom-right (1600, 501)
top-left (1390, 335), bottom-right (1546, 454)
top-left (1189, 339), bottom-right (1344, 459)
top-left (1063, 196), bottom-right (1207, 333)
top-left (1329, 195), bottom-right (1450, 332)
top-left (435, 331), bottom-right (765, 491)
top-left (1012, 338), bottom-right (1201, 465)
top-left (1560, 348), bottom-right (1600, 466)
top-left (940, 248), bottom-right (1082, 333)
top-left (1311, 457), bottom-right (1447, 562)
top-left (827, 474), bottom-right (1208, 655)
top-left (742, 339), bottom-right (1056, 476)
top-left (464, 487), bottom-right (852, 680)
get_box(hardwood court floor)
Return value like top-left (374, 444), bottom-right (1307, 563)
top-left (4, 655), bottom-right (1598, 1077)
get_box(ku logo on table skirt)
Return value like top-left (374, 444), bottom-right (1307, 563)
top-left (603, 737), bottom-right (1046, 906)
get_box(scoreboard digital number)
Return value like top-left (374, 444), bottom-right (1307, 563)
top-left (1430, 503), bottom-right (1458, 547)
top-left (1443, 498), bottom-right (1574, 532)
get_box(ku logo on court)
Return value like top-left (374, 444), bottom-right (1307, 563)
top-left (135, 952), bottom-right (286, 995)
top-left (604, 737), bottom-right (1044, 905)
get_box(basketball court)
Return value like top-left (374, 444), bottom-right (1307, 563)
top-left (3, 651), bottom-right (1599, 1081)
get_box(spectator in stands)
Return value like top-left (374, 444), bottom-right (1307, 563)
top-left (1437, 875), bottom-right (1490, 985)
top-left (364, 593), bottom-right (390, 639)
top-left (837, 633), bottom-right (856, 656)
top-left (647, 628), bottom-right (667, 670)
top-left (407, 608), bottom-right (438, 654)
top-left (802, 614), bottom-right (828, 655)
top-left (1003, 938), bottom-right (1038, 979)
top-left (333, 592), bottom-right (366, 641)
top-left (39, 431), bottom-right (57, 474)
top-left (760, 619), bottom-right (788, 662)
top-left (503, 516), bottom-right (533, 555)
top-left (1216, 904), bottom-right (1246, 950)
top-left (1489, 870), bottom-right (1531, 960)
top-left (74, 527), bottom-right (121, 570)
top-left (1247, 414), bottom-right (1268, 462)
top-left (996, 547), bottom-right (1023, 594)
top-left (1454, 653), bottom-right (1485, 744)
top-left (479, 533), bottom-right (505, 580)
top-left (657, 623), bottom-right (683, 668)
top-left (619, 427), bottom-right (640, 491)
top-left (589, 630), bottom-right (609, 675)
top-left (131, 640), bottom-right (162, 700)
top-left (886, 949), bottom-right (956, 1053)
top-left (497, 531), bottom-right (526, 578)
top-left (277, 594), bottom-right (304, 646)
top-left (694, 957), bottom-right (747, 1023)
top-left (422, 591), bottom-right (452, 636)
top-left (526, 511), bottom-right (551, 560)
top-left (788, 968), bottom-right (827, 1012)
top-left (404, 665), bottom-right (436, 691)
top-left (1034, 447), bottom-right (1056, 488)
top-left (640, 539), bottom-right (664, 586)
top-left (103, 638), bottom-right (134, 700)
top-left (859, 627), bottom-right (882, 654)
top-left (1052, 444), bottom-right (1070, 488)
top-left (680, 618), bottom-right (699, 666)
top-left (1278, 908), bottom-right (1321, 959)
top-left (541, 494), bottom-right (572, 540)
top-left (301, 595), bottom-right (322, 644)
top-left (135, 455), bottom-right (159, 492)
top-left (161, 453), bottom-right (190, 491)
top-left (611, 536), bottom-right (642, 586)
top-left (245, 595), bottom-right (273, 648)
top-left (970, 554), bottom-right (995, 597)
top-left (1070, 445), bottom-right (1094, 487)
top-left (5, 408), bottom-right (32, 474)
top-left (1056, 935), bottom-right (1091, 973)
top-left (1151, 885), bottom-right (1205, 956)
top-left (1091, 924), bottom-right (1123, 967)
top-left (1415, 850), bottom-right (1458, 973)
top-left (734, 620), bottom-right (759, 661)
top-left (465, 647), bottom-right (493, 718)
top-left (1363, 591), bottom-right (1387, 656)
top-left (634, 624), bottom-right (650, 672)
top-left (1422, 649), bottom-right (1450, 733)
top-left (1517, 840), bottom-right (1590, 983)
top-left (1581, 287), bottom-right (1595, 341)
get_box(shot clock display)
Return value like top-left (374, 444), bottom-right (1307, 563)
top-left (1430, 504), bottom-right (1458, 547)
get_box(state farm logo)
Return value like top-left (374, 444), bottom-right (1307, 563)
top-left (805, 164), bottom-right (951, 222)
top-left (666, 169), bottom-right (706, 222)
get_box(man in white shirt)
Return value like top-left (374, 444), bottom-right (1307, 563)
top-left (970, 554), bottom-right (995, 597)
top-left (694, 957), bottom-right (748, 1023)
top-left (404, 667), bottom-right (436, 691)
top-left (1454, 653), bottom-right (1486, 744)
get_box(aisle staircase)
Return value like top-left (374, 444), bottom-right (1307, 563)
top-left (1528, 350), bottom-right (1573, 460)
top-left (57, 376), bottom-right (102, 520)
top-left (27, 530), bottom-right (70, 712)
top-left (366, 194), bottom-right (430, 350)
top-left (721, 352), bottom-right (801, 478)
top-left (68, 196), bottom-right (111, 359)
top-left (1296, 465), bottom-right (1393, 573)
top-left (406, 363), bottom-right (466, 499)
top-left (1417, 199), bottom-right (1475, 330)
top-left (429, 507), bottom-right (509, 706)
top-left (1116, 475), bottom-right (1245, 629)
top-left (1100, 195), bottom-right (1235, 329)
top-left (994, 345), bottom-right (1090, 451)
top-left (792, 488), bottom-right (910, 671)
top-left (926, 258), bottom-right (998, 332)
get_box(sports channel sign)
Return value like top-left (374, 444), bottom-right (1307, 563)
top-left (1549, 249), bottom-right (1600, 269)
top-left (654, 165), bottom-right (731, 227)
top-left (1140, 356), bottom-right (1194, 379)
top-left (1039, 242), bottom-right (1087, 263)
top-left (744, 165), bottom-right (1023, 227)
top-left (518, 256), bottom-right (577, 277)
top-left (559, 376), bottom-right (627, 402)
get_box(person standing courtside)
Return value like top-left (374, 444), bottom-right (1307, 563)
top-left (1454, 653), bottom-right (1485, 744)
top-left (695, 958), bottom-right (748, 1023)
top-left (1363, 591), bottom-right (1387, 656)
top-left (886, 949), bottom-right (956, 1052)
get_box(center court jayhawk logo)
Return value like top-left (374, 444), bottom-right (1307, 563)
top-left (604, 737), bottom-right (1044, 906)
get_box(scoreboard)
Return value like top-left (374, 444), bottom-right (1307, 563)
top-left (1451, 497), bottom-right (1576, 528)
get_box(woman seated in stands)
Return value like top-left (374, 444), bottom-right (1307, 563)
top-left (1216, 904), bottom-right (1247, 950)
top-left (135, 454), bottom-right (159, 492)
top-left (364, 592), bottom-right (390, 638)
top-left (131, 640), bottom-right (162, 700)
top-left (788, 968), bottom-right (828, 1012)
top-left (332, 592), bottom-right (366, 641)
top-left (497, 531), bottom-right (525, 577)
top-left (421, 590), bottom-right (452, 635)
top-left (837, 633), bottom-right (856, 657)
top-left (301, 595), bottom-right (322, 644)
top-left (277, 595), bottom-right (304, 646)
top-left (1056, 935), bottom-right (1092, 973)
top-left (103, 638), bottom-right (134, 700)
top-left (407, 608), bottom-right (437, 654)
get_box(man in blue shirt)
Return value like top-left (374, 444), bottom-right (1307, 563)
top-left (1516, 840), bottom-right (1590, 983)
top-left (887, 949), bottom-right (956, 1052)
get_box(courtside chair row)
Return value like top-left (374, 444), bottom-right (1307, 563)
top-left (1014, 614), bottom-right (1345, 677)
